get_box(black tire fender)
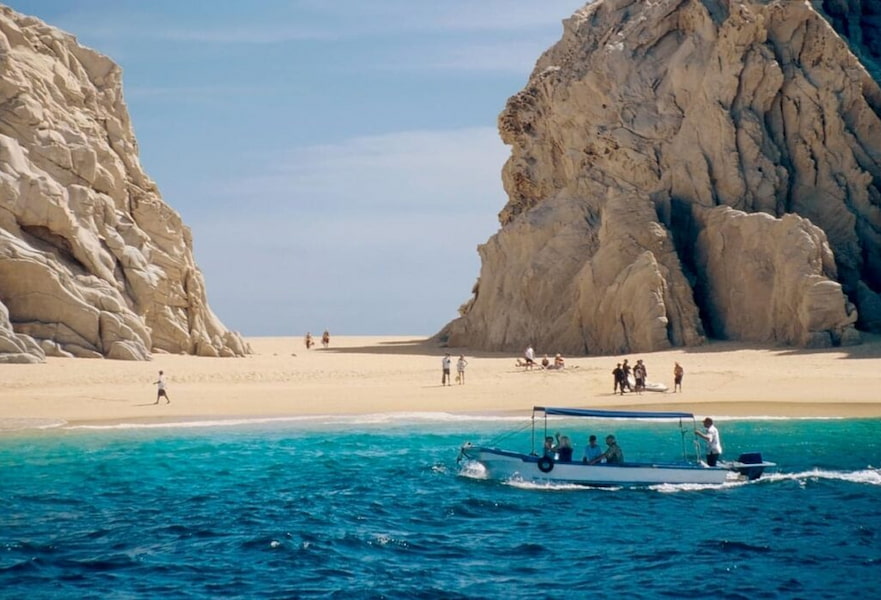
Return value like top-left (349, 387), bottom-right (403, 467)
top-left (537, 456), bottom-right (554, 473)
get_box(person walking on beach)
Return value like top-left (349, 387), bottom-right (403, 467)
top-left (321, 330), bottom-right (330, 348)
top-left (442, 353), bottom-right (452, 386)
top-left (154, 370), bottom-right (170, 404)
top-left (456, 355), bottom-right (468, 385)
top-left (305, 332), bottom-right (313, 349)
top-left (673, 362), bottom-right (684, 392)
top-left (695, 417), bottom-right (722, 466)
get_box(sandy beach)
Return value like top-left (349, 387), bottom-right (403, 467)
top-left (2, 335), bottom-right (881, 428)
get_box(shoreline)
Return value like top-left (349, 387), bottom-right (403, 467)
top-left (2, 335), bottom-right (881, 432)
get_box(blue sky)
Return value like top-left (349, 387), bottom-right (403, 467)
top-left (7, 1), bottom-right (588, 336)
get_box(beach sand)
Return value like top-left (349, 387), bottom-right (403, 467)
top-left (2, 335), bottom-right (881, 427)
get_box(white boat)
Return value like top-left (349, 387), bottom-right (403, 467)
top-left (458, 406), bottom-right (775, 487)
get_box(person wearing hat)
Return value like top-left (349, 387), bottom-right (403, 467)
top-left (553, 353), bottom-right (565, 369)
top-left (695, 417), bottom-right (722, 466)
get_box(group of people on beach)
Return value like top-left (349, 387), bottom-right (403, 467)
top-left (304, 330), bottom-right (331, 350)
top-left (515, 345), bottom-right (565, 370)
top-left (611, 358), bottom-right (648, 394)
top-left (611, 359), bottom-right (684, 394)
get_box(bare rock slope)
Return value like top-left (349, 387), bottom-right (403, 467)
top-left (442, 0), bottom-right (881, 355)
top-left (0, 7), bottom-right (247, 362)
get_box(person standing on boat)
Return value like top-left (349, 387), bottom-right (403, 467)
top-left (441, 353), bottom-right (452, 386)
top-left (695, 417), bottom-right (722, 466)
top-left (582, 435), bottom-right (603, 464)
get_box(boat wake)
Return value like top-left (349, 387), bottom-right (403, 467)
top-left (457, 465), bottom-right (881, 492)
top-left (764, 467), bottom-right (881, 486)
top-left (652, 467), bottom-right (881, 492)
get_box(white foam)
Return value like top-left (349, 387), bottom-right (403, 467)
top-left (764, 467), bottom-right (881, 486)
top-left (0, 418), bottom-right (68, 432)
top-left (62, 411), bottom-right (530, 431)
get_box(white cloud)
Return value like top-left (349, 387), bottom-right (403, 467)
top-left (208, 127), bottom-right (510, 215)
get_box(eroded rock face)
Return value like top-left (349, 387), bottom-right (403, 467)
top-left (0, 7), bottom-right (248, 361)
top-left (442, 0), bottom-right (881, 354)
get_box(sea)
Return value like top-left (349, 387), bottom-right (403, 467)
top-left (1, 413), bottom-right (879, 599)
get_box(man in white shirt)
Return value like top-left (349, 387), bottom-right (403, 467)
top-left (154, 370), bottom-right (171, 404)
top-left (695, 417), bottom-right (722, 466)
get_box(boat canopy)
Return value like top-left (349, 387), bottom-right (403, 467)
top-left (534, 407), bottom-right (695, 419)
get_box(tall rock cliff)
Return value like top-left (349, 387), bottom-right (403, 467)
top-left (0, 7), bottom-right (248, 362)
top-left (442, 0), bottom-right (880, 355)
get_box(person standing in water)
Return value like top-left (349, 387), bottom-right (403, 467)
top-left (154, 370), bottom-right (170, 405)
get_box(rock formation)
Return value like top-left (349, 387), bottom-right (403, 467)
top-left (0, 7), bottom-right (248, 363)
top-left (441, 0), bottom-right (881, 355)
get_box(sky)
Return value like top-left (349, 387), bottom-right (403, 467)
top-left (6, 0), bottom-right (589, 336)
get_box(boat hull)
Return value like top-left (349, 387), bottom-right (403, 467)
top-left (461, 445), bottom-right (730, 486)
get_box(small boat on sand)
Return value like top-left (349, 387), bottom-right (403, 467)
top-left (458, 406), bottom-right (775, 487)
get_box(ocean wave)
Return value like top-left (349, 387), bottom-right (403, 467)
top-left (0, 417), bottom-right (67, 432)
top-left (62, 411), bottom-right (530, 431)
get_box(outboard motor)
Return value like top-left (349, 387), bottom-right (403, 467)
top-left (736, 452), bottom-right (766, 480)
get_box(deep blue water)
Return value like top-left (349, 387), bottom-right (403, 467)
top-left (1, 414), bottom-right (879, 599)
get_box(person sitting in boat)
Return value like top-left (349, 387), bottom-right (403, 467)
top-left (543, 436), bottom-right (556, 457)
top-left (582, 434), bottom-right (603, 464)
top-left (589, 435), bottom-right (623, 464)
top-left (553, 433), bottom-right (574, 462)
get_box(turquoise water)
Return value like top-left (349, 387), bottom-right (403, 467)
top-left (1, 414), bottom-right (880, 599)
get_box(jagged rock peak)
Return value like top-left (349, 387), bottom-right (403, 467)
top-left (440, 0), bottom-right (880, 355)
top-left (0, 6), bottom-right (249, 362)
